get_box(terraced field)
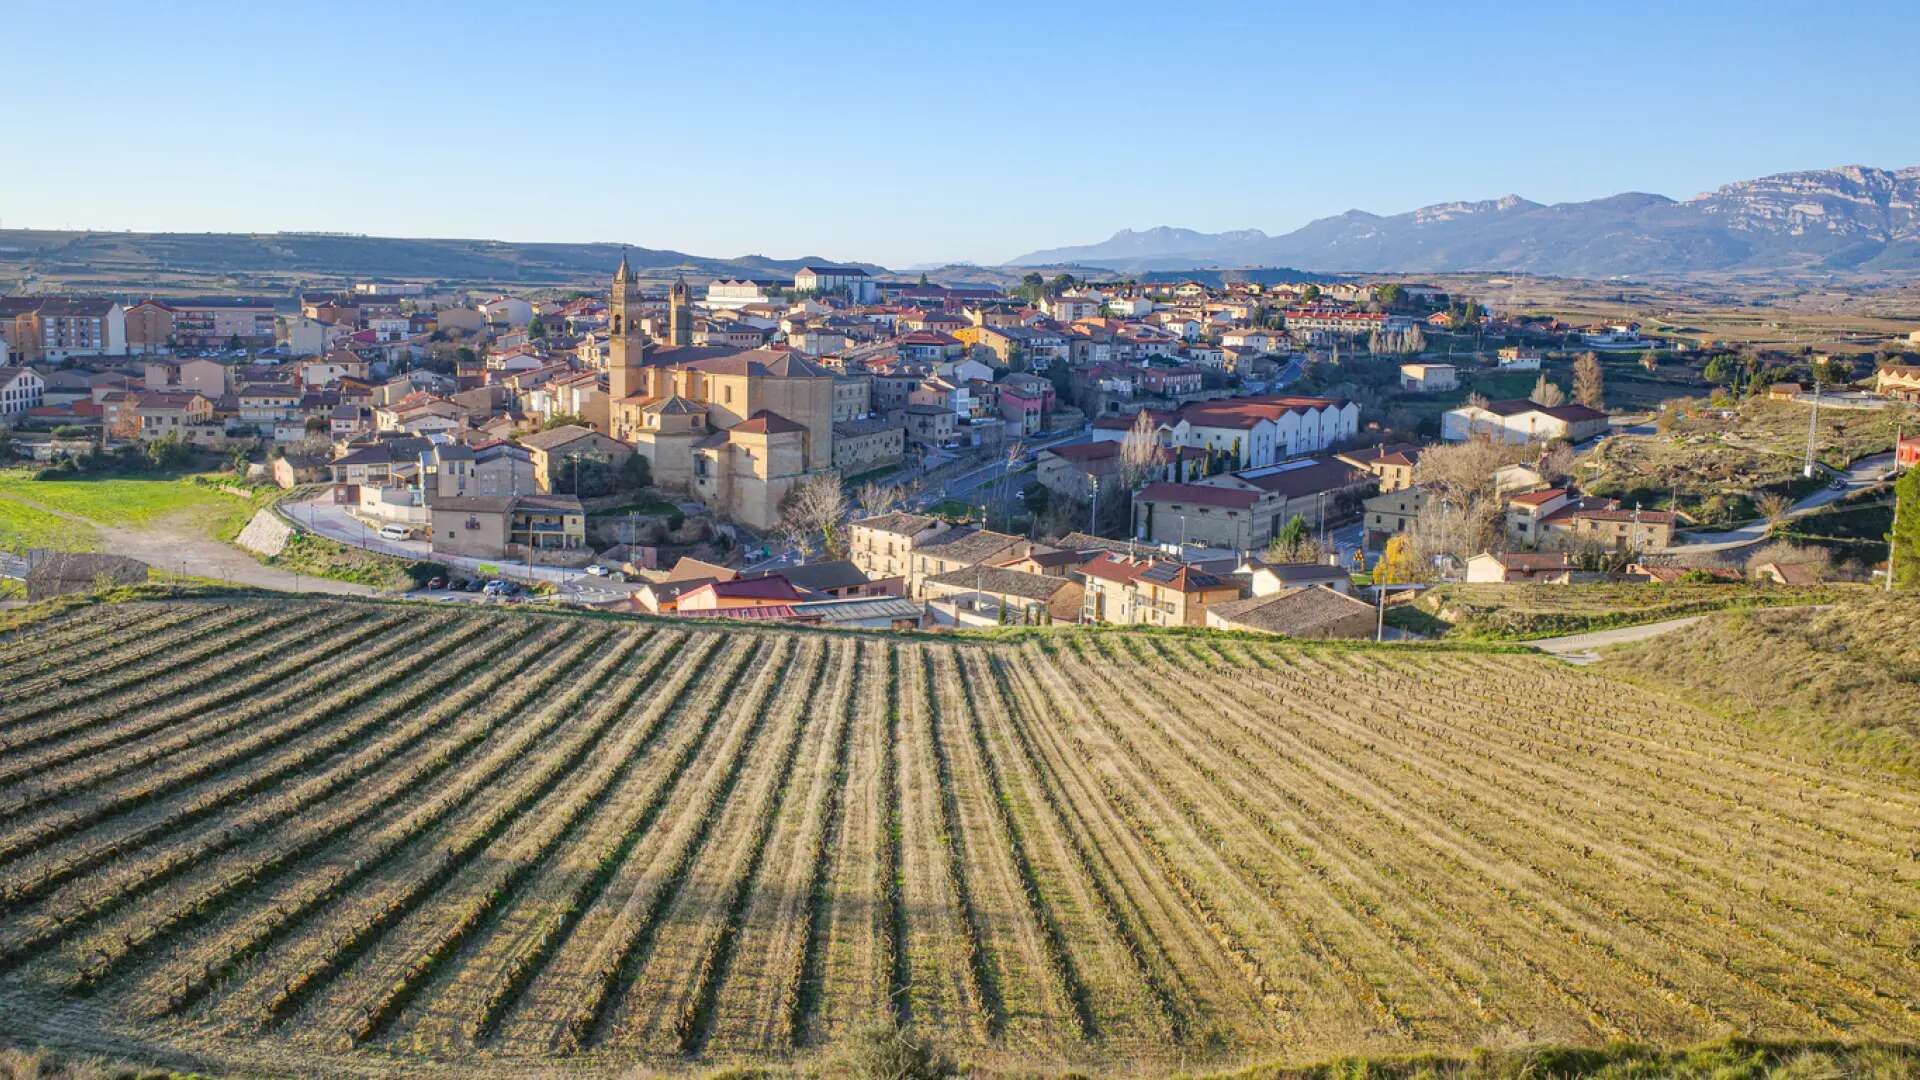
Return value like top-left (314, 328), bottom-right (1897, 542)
top-left (0, 598), bottom-right (1916, 1077)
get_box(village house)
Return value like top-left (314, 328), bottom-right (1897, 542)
top-left (906, 527), bottom-right (1029, 597)
top-left (0, 366), bottom-right (47, 419)
top-left (1337, 443), bottom-right (1421, 491)
top-left (1205, 585), bottom-right (1376, 638)
top-left (1398, 362), bottom-right (1458, 392)
top-left (1442, 398), bottom-right (1608, 444)
top-left (134, 390), bottom-right (217, 441)
top-left (1362, 486), bottom-right (1426, 549)
top-left (832, 415), bottom-right (906, 474)
top-left (848, 511), bottom-right (953, 585)
top-left (517, 424), bottom-right (634, 494)
top-left (429, 493), bottom-right (586, 562)
top-left (1077, 551), bottom-right (1240, 628)
top-left (921, 564), bottom-right (1082, 626)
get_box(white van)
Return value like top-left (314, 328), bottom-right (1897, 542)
top-left (378, 524), bottom-right (412, 542)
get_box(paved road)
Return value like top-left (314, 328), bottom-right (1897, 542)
top-left (1673, 452), bottom-right (1895, 552)
top-left (1529, 616), bottom-right (1705, 665)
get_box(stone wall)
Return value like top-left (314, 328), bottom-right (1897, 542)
top-left (235, 507), bottom-right (294, 558)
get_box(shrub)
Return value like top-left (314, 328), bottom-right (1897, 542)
top-left (833, 1024), bottom-right (951, 1080)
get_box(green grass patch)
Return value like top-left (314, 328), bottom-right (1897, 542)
top-left (926, 499), bottom-right (975, 520)
top-left (0, 495), bottom-right (100, 552)
top-left (0, 470), bottom-right (269, 541)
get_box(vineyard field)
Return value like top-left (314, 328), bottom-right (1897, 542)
top-left (0, 598), bottom-right (1915, 1078)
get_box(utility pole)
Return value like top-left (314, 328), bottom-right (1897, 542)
top-left (1890, 417), bottom-right (1906, 594)
top-left (1088, 475), bottom-right (1099, 536)
top-left (1802, 379), bottom-right (1822, 478)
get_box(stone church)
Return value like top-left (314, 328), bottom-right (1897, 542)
top-left (604, 255), bottom-right (835, 531)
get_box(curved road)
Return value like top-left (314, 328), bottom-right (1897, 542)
top-left (1672, 452), bottom-right (1895, 553)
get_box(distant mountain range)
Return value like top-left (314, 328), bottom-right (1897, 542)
top-left (0, 230), bottom-right (885, 290)
top-left (1007, 166), bottom-right (1920, 277)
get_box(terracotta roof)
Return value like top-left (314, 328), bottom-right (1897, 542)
top-left (752, 559), bottom-right (869, 593)
top-left (916, 527), bottom-right (1025, 565)
top-left (517, 424), bottom-right (600, 451)
top-left (924, 565), bottom-right (1070, 602)
top-left (1136, 482), bottom-right (1262, 510)
top-left (1208, 586), bottom-right (1375, 636)
top-left (1508, 487), bottom-right (1569, 507)
top-left (729, 410), bottom-right (806, 435)
top-left (855, 511), bottom-right (942, 537)
top-left (684, 576), bottom-right (808, 604)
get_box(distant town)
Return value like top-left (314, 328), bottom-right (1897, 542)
top-left (1, 260), bottom-right (1916, 632)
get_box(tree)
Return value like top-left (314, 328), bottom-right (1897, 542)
top-left (1118, 410), bottom-right (1161, 491)
top-left (1406, 324), bottom-right (1425, 353)
top-left (1374, 283), bottom-right (1405, 308)
top-left (917, 272), bottom-right (930, 286)
top-left (1639, 349), bottom-right (1659, 374)
top-left (1300, 284), bottom-right (1321, 304)
top-left (1573, 351), bottom-right (1605, 410)
top-left (619, 452), bottom-right (651, 492)
top-left (1744, 539), bottom-right (1835, 583)
top-left (145, 433), bottom-right (190, 470)
top-left (1891, 466), bottom-right (1920, 590)
top-left (1372, 533), bottom-right (1417, 585)
top-left (1754, 491), bottom-right (1794, 529)
top-left (1410, 437), bottom-right (1530, 568)
top-left (555, 456), bottom-right (614, 497)
top-left (541, 412), bottom-right (588, 431)
top-left (855, 479), bottom-right (912, 518)
top-left (1703, 354), bottom-right (1734, 385)
top-left (1265, 514), bottom-right (1315, 562)
top-left (528, 315), bottom-right (547, 339)
top-left (304, 415), bottom-right (328, 436)
top-left (779, 471), bottom-right (850, 559)
top-left (1531, 375), bottom-right (1567, 407)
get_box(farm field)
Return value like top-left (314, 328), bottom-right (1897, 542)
top-left (0, 598), bottom-right (1916, 1078)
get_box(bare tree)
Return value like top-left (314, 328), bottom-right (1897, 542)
top-left (1536, 443), bottom-right (1576, 486)
top-left (1573, 351), bottom-right (1605, 410)
top-left (1639, 349), bottom-right (1659, 374)
top-left (1754, 491), bottom-right (1794, 529)
top-left (1410, 437), bottom-right (1532, 567)
top-left (1744, 539), bottom-right (1835, 582)
top-left (854, 479), bottom-right (913, 518)
top-left (778, 471), bottom-right (849, 560)
top-left (1531, 374), bottom-right (1567, 408)
top-left (1118, 410), bottom-right (1161, 490)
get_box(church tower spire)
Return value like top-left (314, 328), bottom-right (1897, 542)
top-left (668, 274), bottom-right (692, 348)
top-left (609, 251), bottom-right (646, 400)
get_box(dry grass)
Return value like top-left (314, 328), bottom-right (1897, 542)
top-left (0, 598), bottom-right (1915, 1078)
top-left (1407, 582), bottom-right (1849, 639)
top-left (1597, 594), bottom-right (1920, 775)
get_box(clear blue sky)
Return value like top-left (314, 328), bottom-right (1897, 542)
top-left (4, 0), bottom-right (1914, 269)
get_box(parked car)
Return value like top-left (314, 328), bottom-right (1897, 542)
top-left (426, 576), bottom-right (447, 591)
top-left (585, 564), bottom-right (609, 577)
top-left (483, 580), bottom-right (507, 596)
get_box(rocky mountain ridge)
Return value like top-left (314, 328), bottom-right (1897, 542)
top-left (1009, 165), bottom-right (1920, 276)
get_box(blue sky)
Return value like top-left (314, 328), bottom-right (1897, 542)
top-left (3, 0), bottom-right (1914, 269)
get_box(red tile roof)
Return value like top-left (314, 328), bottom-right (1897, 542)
top-left (1136, 482), bottom-right (1262, 510)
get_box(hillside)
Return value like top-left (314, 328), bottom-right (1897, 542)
top-left (0, 229), bottom-right (887, 292)
top-left (1008, 165), bottom-right (1920, 277)
top-left (1597, 596), bottom-right (1920, 773)
top-left (0, 596), bottom-right (1915, 1077)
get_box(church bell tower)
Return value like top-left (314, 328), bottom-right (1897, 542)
top-left (609, 251), bottom-right (646, 400)
top-left (668, 274), bottom-right (692, 347)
